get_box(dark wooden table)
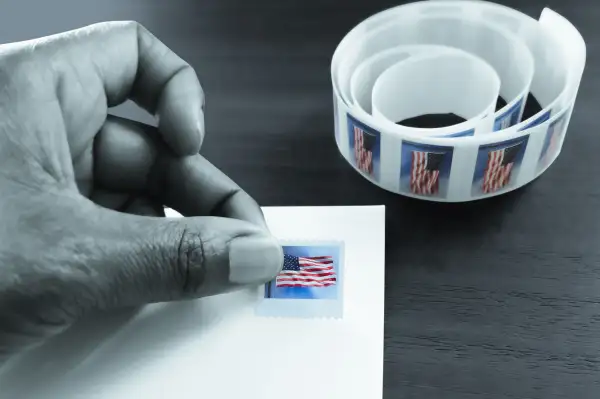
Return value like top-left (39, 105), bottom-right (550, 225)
top-left (2, 0), bottom-right (599, 397)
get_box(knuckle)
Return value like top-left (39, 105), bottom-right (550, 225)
top-left (95, 20), bottom-right (144, 38)
top-left (70, 20), bottom-right (141, 46)
top-left (166, 64), bottom-right (199, 100)
top-left (124, 20), bottom-right (145, 33)
top-left (0, 48), bottom-right (39, 91)
top-left (240, 191), bottom-right (262, 216)
top-left (237, 190), bottom-right (261, 213)
top-left (173, 225), bottom-right (207, 295)
top-left (121, 20), bottom-right (143, 30)
top-left (245, 192), bottom-right (261, 210)
top-left (0, 234), bottom-right (85, 333)
top-left (120, 20), bottom-right (148, 42)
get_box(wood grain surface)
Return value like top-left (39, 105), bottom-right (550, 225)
top-left (1, 0), bottom-right (599, 397)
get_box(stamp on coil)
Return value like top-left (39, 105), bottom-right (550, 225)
top-left (347, 114), bottom-right (381, 181)
top-left (400, 141), bottom-right (454, 199)
top-left (494, 97), bottom-right (524, 131)
top-left (442, 128), bottom-right (475, 138)
top-left (471, 135), bottom-right (530, 196)
top-left (333, 93), bottom-right (340, 144)
top-left (519, 109), bottom-right (551, 131)
top-left (537, 109), bottom-right (569, 172)
top-left (256, 241), bottom-right (344, 319)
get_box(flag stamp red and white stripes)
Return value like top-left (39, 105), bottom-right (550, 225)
top-left (472, 136), bottom-right (529, 196)
top-left (400, 140), bottom-right (454, 199)
top-left (348, 115), bottom-right (380, 181)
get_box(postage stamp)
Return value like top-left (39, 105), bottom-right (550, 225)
top-left (333, 93), bottom-right (340, 145)
top-left (347, 114), bottom-right (381, 182)
top-left (471, 135), bottom-right (529, 196)
top-left (519, 109), bottom-right (551, 131)
top-left (400, 140), bottom-right (454, 199)
top-left (494, 96), bottom-right (524, 131)
top-left (255, 241), bottom-right (344, 319)
top-left (537, 108), bottom-right (569, 173)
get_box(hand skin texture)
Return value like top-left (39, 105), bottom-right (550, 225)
top-left (0, 21), bottom-right (284, 364)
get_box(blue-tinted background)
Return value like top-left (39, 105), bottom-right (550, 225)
top-left (471, 135), bottom-right (530, 196)
top-left (400, 141), bottom-right (454, 199)
top-left (265, 244), bottom-right (341, 300)
top-left (347, 114), bottom-right (381, 182)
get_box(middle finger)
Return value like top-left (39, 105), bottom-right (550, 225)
top-left (93, 115), bottom-right (268, 229)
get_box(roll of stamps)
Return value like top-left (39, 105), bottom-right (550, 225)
top-left (331, 1), bottom-right (587, 202)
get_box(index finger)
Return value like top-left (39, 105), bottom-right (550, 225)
top-left (43, 21), bottom-right (205, 155)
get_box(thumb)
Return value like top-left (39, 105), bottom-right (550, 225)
top-left (70, 200), bottom-right (283, 309)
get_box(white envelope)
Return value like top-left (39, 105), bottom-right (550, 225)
top-left (0, 206), bottom-right (386, 399)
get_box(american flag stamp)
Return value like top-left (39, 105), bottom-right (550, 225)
top-left (537, 109), bottom-right (569, 173)
top-left (493, 96), bottom-right (524, 131)
top-left (347, 114), bottom-right (380, 182)
top-left (400, 140), bottom-right (454, 199)
top-left (333, 93), bottom-right (340, 144)
top-left (519, 109), bottom-right (551, 131)
top-left (471, 135), bottom-right (530, 196)
top-left (256, 241), bottom-right (344, 319)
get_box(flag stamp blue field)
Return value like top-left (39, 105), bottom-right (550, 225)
top-left (255, 241), bottom-right (344, 318)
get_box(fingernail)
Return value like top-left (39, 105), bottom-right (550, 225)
top-left (229, 236), bottom-right (283, 284)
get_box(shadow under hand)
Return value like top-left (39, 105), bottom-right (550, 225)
top-left (0, 290), bottom-right (255, 398)
top-left (0, 307), bottom-right (139, 397)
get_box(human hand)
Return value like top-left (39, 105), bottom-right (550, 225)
top-left (0, 21), bottom-right (283, 363)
